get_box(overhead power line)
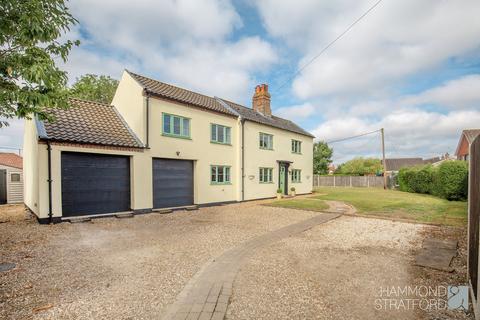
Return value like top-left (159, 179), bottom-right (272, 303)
top-left (326, 129), bottom-right (380, 144)
top-left (274, 0), bottom-right (384, 92)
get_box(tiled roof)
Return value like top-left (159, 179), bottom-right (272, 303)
top-left (463, 129), bottom-right (480, 144)
top-left (219, 99), bottom-right (315, 138)
top-left (127, 70), bottom-right (315, 138)
top-left (383, 158), bottom-right (425, 171)
top-left (127, 71), bottom-right (237, 116)
top-left (40, 98), bottom-right (144, 148)
top-left (0, 153), bottom-right (23, 169)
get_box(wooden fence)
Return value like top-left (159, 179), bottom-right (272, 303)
top-left (313, 175), bottom-right (390, 188)
top-left (468, 135), bottom-right (480, 299)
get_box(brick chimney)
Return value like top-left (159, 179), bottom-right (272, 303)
top-left (252, 84), bottom-right (271, 116)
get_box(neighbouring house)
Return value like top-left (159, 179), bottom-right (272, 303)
top-left (456, 129), bottom-right (480, 161)
top-left (328, 164), bottom-right (336, 175)
top-left (0, 153), bottom-right (23, 205)
top-left (23, 70), bottom-right (314, 222)
top-left (382, 158), bottom-right (425, 175)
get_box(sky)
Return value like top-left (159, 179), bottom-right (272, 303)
top-left (2, 0), bottom-right (480, 164)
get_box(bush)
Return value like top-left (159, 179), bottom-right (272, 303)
top-left (398, 165), bottom-right (434, 194)
top-left (398, 161), bottom-right (468, 201)
top-left (436, 161), bottom-right (468, 200)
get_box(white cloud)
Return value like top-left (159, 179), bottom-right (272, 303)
top-left (64, 0), bottom-right (278, 101)
top-left (0, 119), bottom-right (24, 151)
top-left (255, 0), bottom-right (480, 99)
top-left (400, 74), bottom-right (480, 109)
top-left (275, 103), bottom-right (315, 120)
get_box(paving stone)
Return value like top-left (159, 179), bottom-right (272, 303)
top-left (198, 312), bottom-right (212, 320)
top-left (190, 304), bottom-right (204, 313)
top-left (214, 302), bottom-right (228, 313)
top-left (186, 312), bottom-right (200, 320)
top-left (202, 302), bottom-right (216, 313)
top-left (211, 312), bottom-right (225, 320)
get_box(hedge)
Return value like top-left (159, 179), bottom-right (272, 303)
top-left (397, 161), bottom-right (468, 201)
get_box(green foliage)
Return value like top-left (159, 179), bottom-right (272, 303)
top-left (398, 161), bottom-right (468, 201)
top-left (70, 74), bottom-right (119, 104)
top-left (290, 187), bottom-right (295, 191)
top-left (398, 165), bottom-right (434, 194)
top-left (0, 0), bottom-right (79, 125)
top-left (436, 161), bottom-right (468, 200)
top-left (313, 141), bottom-right (333, 174)
top-left (276, 188), bottom-right (282, 194)
top-left (337, 157), bottom-right (383, 176)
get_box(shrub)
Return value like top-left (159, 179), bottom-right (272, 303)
top-left (398, 161), bottom-right (468, 201)
top-left (435, 161), bottom-right (468, 200)
top-left (398, 165), bottom-right (434, 194)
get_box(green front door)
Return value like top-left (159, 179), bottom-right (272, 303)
top-left (279, 165), bottom-right (286, 194)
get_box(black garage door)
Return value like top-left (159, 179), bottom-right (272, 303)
top-left (61, 152), bottom-right (131, 217)
top-left (153, 159), bottom-right (193, 208)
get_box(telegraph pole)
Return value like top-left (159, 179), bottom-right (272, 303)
top-left (381, 128), bottom-right (387, 189)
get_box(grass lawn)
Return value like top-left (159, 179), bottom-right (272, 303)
top-left (269, 187), bottom-right (467, 226)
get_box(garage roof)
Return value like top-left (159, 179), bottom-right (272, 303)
top-left (38, 98), bottom-right (145, 148)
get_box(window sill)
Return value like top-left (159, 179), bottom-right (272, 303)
top-left (260, 182), bottom-right (274, 184)
top-left (211, 141), bottom-right (232, 146)
top-left (259, 148), bottom-right (274, 151)
top-left (211, 182), bottom-right (232, 185)
top-left (162, 133), bottom-right (191, 140)
top-left (291, 181), bottom-right (302, 183)
top-left (291, 152), bottom-right (302, 155)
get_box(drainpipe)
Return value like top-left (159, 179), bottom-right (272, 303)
top-left (47, 142), bottom-right (53, 224)
top-left (145, 93), bottom-right (150, 148)
top-left (241, 118), bottom-right (245, 201)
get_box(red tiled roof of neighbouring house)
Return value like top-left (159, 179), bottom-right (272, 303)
top-left (0, 153), bottom-right (23, 169)
top-left (39, 98), bottom-right (145, 148)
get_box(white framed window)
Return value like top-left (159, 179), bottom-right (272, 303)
top-left (291, 140), bottom-right (302, 154)
top-left (259, 133), bottom-right (273, 150)
top-left (292, 169), bottom-right (301, 183)
top-left (259, 167), bottom-right (273, 183)
top-left (211, 165), bottom-right (231, 184)
top-left (211, 124), bottom-right (231, 144)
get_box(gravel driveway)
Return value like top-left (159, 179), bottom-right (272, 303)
top-left (0, 202), bottom-right (471, 320)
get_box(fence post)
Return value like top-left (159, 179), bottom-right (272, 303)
top-left (333, 175), bottom-right (336, 187)
top-left (367, 176), bottom-right (370, 187)
top-left (350, 176), bottom-right (352, 187)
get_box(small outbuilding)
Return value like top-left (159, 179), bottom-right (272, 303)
top-left (0, 153), bottom-right (23, 204)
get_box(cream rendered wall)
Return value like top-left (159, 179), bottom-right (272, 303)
top-left (243, 121), bottom-right (313, 200)
top-left (23, 119), bottom-right (40, 214)
top-left (111, 71), bottom-right (146, 143)
top-left (147, 98), bottom-right (239, 204)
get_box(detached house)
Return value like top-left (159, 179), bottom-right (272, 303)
top-left (23, 70), bottom-right (314, 222)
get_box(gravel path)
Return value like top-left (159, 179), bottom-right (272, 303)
top-left (228, 216), bottom-right (426, 320)
top-left (0, 202), bottom-right (318, 320)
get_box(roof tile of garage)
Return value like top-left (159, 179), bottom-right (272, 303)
top-left (40, 98), bottom-right (145, 148)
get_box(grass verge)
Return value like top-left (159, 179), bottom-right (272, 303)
top-left (314, 187), bottom-right (467, 226)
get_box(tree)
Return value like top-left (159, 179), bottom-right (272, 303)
top-left (338, 157), bottom-right (382, 175)
top-left (313, 141), bottom-right (333, 174)
top-left (70, 74), bottom-right (119, 104)
top-left (0, 0), bottom-right (79, 126)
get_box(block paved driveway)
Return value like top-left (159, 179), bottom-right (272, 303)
top-left (1, 201), bottom-right (458, 320)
